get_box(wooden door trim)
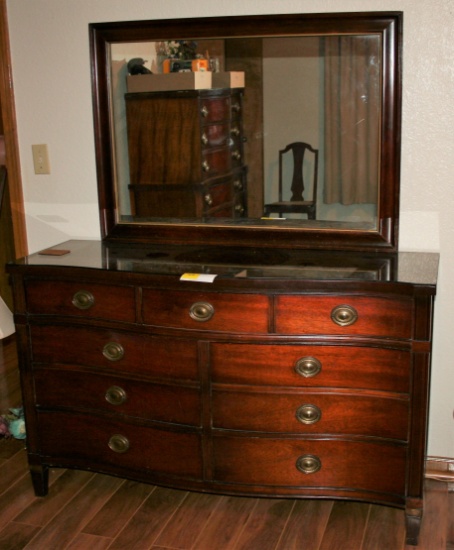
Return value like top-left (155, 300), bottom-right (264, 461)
top-left (0, 0), bottom-right (27, 258)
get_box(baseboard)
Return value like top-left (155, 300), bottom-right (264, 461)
top-left (425, 456), bottom-right (454, 483)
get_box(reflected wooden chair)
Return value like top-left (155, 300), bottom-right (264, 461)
top-left (264, 142), bottom-right (318, 219)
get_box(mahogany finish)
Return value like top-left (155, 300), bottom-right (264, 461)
top-left (7, 241), bottom-right (438, 546)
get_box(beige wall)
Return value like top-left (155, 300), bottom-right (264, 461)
top-left (6, 0), bottom-right (454, 458)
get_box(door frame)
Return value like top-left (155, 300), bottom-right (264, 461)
top-left (0, 0), bottom-right (27, 258)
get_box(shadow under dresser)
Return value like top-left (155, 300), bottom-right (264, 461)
top-left (6, 240), bottom-right (438, 546)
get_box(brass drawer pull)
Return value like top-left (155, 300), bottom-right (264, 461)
top-left (103, 342), bottom-right (125, 362)
top-left (294, 356), bottom-right (322, 378)
top-left (232, 102), bottom-right (241, 113)
top-left (108, 434), bottom-right (130, 454)
top-left (233, 179), bottom-right (243, 190)
top-left (296, 404), bottom-right (321, 425)
top-left (105, 385), bottom-right (127, 405)
top-left (296, 454), bottom-right (321, 474)
top-left (201, 105), bottom-right (209, 117)
top-left (331, 304), bottom-right (358, 327)
top-left (231, 126), bottom-right (240, 136)
top-left (72, 290), bottom-right (95, 310)
top-left (202, 160), bottom-right (210, 172)
top-left (204, 193), bottom-right (213, 206)
top-left (201, 132), bottom-right (208, 145)
top-left (231, 150), bottom-right (241, 161)
top-left (189, 302), bottom-right (214, 322)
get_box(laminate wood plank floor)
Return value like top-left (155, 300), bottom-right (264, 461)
top-left (1, 337), bottom-right (453, 550)
top-left (0, 438), bottom-right (453, 550)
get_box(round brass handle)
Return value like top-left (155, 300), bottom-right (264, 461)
top-left (233, 179), bottom-right (243, 190)
top-left (231, 126), bottom-right (240, 136)
top-left (294, 356), bottom-right (322, 378)
top-left (331, 304), bottom-right (358, 326)
top-left (296, 404), bottom-right (321, 425)
top-left (200, 105), bottom-right (209, 117)
top-left (72, 290), bottom-right (95, 310)
top-left (108, 434), bottom-right (130, 454)
top-left (202, 160), bottom-right (210, 172)
top-left (201, 133), bottom-right (208, 145)
top-left (231, 150), bottom-right (241, 160)
top-left (232, 102), bottom-right (241, 113)
top-left (102, 342), bottom-right (125, 362)
top-left (235, 204), bottom-right (245, 214)
top-left (204, 193), bottom-right (213, 206)
top-left (189, 302), bottom-right (214, 322)
top-left (296, 454), bottom-right (321, 474)
top-left (105, 385), bottom-right (127, 406)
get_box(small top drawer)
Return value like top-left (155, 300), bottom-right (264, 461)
top-left (275, 295), bottom-right (413, 339)
top-left (25, 280), bottom-right (136, 322)
top-left (142, 289), bottom-right (269, 333)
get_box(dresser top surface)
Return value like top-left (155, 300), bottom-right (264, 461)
top-left (8, 240), bottom-right (439, 289)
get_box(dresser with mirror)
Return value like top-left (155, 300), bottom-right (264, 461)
top-left (7, 12), bottom-right (438, 546)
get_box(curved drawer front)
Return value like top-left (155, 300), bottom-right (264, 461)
top-left (142, 290), bottom-right (269, 333)
top-left (275, 295), bottom-right (412, 338)
top-left (200, 96), bottom-right (233, 123)
top-left (213, 437), bottom-right (405, 495)
top-left (210, 343), bottom-right (410, 393)
top-left (34, 369), bottom-right (201, 426)
top-left (201, 123), bottom-right (230, 148)
top-left (212, 391), bottom-right (408, 440)
top-left (25, 280), bottom-right (135, 322)
top-left (38, 411), bottom-right (202, 478)
top-left (30, 325), bottom-right (198, 381)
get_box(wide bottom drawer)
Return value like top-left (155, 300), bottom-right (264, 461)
top-left (37, 411), bottom-right (202, 479)
top-left (212, 436), bottom-right (406, 496)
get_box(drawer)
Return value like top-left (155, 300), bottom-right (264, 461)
top-left (25, 280), bottom-right (135, 322)
top-left (34, 368), bottom-right (201, 426)
top-left (201, 181), bottom-right (233, 211)
top-left (38, 411), bottom-right (202, 478)
top-left (212, 437), bottom-right (406, 495)
top-left (30, 325), bottom-right (199, 381)
top-left (210, 343), bottom-right (410, 393)
top-left (200, 96), bottom-right (232, 123)
top-left (275, 295), bottom-right (413, 338)
top-left (201, 148), bottom-right (232, 179)
top-left (142, 290), bottom-right (269, 333)
top-left (212, 390), bottom-right (408, 440)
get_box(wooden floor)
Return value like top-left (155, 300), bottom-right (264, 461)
top-left (1, 337), bottom-right (453, 550)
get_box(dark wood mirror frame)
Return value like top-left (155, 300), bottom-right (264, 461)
top-left (90, 11), bottom-right (402, 252)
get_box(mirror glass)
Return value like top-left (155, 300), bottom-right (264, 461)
top-left (90, 13), bottom-right (401, 250)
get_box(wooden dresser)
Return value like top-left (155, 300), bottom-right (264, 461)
top-left (7, 240), bottom-right (438, 545)
top-left (125, 88), bottom-right (247, 219)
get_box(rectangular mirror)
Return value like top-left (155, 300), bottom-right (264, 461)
top-left (90, 12), bottom-right (402, 251)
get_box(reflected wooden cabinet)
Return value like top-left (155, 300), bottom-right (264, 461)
top-left (7, 241), bottom-right (438, 546)
top-left (125, 88), bottom-right (247, 219)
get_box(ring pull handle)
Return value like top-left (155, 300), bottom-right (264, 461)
top-left (296, 404), bottom-right (321, 425)
top-left (235, 204), bottom-right (245, 214)
top-left (230, 126), bottom-right (240, 136)
top-left (108, 434), bottom-right (130, 454)
top-left (204, 194), bottom-right (213, 206)
top-left (296, 454), bottom-right (321, 474)
top-left (200, 105), bottom-right (209, 117)
top-left (72, 290), bottom-right (95, 310)
top-left (231, 150), bottom-right (241, 161)
top-left (103, 342), bottom-right (125, 362)
top-left (331, 304), bottom-right (358, 327)
top-left (202, 160), bottom-right (210, 172)
top-left (201, 133), bottom-right (208, 145)
top-left (105, 385), bottom-right (127, 406)
top-left (189, 302), bottom-right (214, 322)
top-left (233, 179), bottom-right (243, 190)
top-left (294, 356), bottom-right (322, 378)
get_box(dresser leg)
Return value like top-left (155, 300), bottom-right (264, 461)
top-left (405, 502), bottom-right (423, 546)
top-left (30, 464), bottom-right (49, 496)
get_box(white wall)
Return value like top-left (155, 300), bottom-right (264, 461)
top-left (6, 0), bottom-right (454, 458)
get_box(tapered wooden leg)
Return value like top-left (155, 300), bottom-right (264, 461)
top-left (30, 463), bottom-right (49, 496)
top-left (405, 501), bottom-right (423, 546)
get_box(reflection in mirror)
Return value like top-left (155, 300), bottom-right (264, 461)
top-left (110, 34), bottom-right (380, 228)
top-left (90, 13), bottom-right (402, 250)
